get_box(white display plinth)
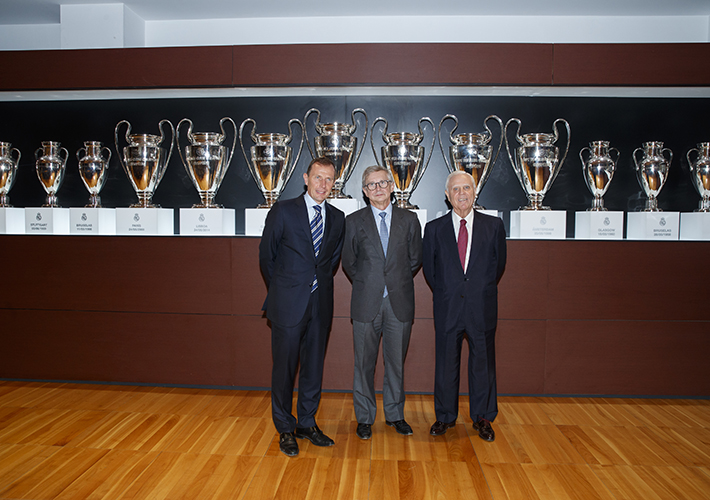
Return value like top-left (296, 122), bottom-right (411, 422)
top-left (25, 208), bottom-right (70, 234)
top-left (116, 208), bottom-right (173, 235)
top-left (574, 211), bottom-right (624, 240)
top-left (0, 207), bottom-right (25, 234)
top-left (245, 208), bottom-right (270, 236)
top-left (680, 212), bottom-right (710, 240)
top-left (69, 208), bottom-right (116, 235)
top-left (409, 208), bottom-right (427, 236)
top-left (180, 208), bottom-right (235, 236)
top-left (327, 198), bottom-right (362, 216)
top-left (475, 209), bottom-right (500, 218)
top-left (510, 210), bottom-right (566, 239)
top-left (626, 212), bottom-right (679, 240)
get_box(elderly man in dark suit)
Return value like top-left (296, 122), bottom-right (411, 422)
top-left (259, 157), bottom-right (345, 457)
top-left (341, 165), bottom-right (422, 440)
top-left (422, 170), bottom-right (506, 442)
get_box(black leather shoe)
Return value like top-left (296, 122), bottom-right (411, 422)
top-left (356, 423), bottom-right (372, 440)
top-left (294, 425), bottom-right (335, 447)
top-left (472, 419), bottom-right (495, 442)
top-left (279, 432), bottom-right (299, 457)
top-left (429, 420), bottom-right (456, 436)
top-left (386, 419), bottom-right (413, 436)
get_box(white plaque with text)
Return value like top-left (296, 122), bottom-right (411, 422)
top-left (245, 208), bottom-right (270, 236)
top-left (69, 208), bottom-right (116, 235)
top-left (0, 207), bottom-right (25, 234)
top-left (574, 211), bottom-right (624, 240)
top-left (116, 208), bottom-right (173, 235)
top-left (626, 212), bottom-right (679, 240)
top-left (680, 212), bottom-right (710, 240)
top-left (179, 208), bottom-right (235, 236)
top-left (25, 208), bottom-right (70, 234)
top-left (510, 210), bottom-right (566, 239)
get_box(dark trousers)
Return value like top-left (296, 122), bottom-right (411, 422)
top-left (270, 290), bottom-right (328, 434)
top-left (434, 308), bottom-right (498, 424)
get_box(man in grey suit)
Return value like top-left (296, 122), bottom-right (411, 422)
top-left (341, 165), bottom-right (423, 440)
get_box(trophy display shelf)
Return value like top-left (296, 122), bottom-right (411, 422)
top-left (116, 208), bottom-right (174, 236)
top-left (574, 211), bottom-right (624, 240)
top-left (179, 208), bottom-right (235, 236)
top-left (626, 211), bottom-right (680, 240)
top-left (327, 198), bottom-right (362, 216)
top-left (509, 210), bottom-right (566, 239)
top-left (69, 208), bottom-right (116, 235)
top-left (244, 207), bottom-right (270, 236)
top-left (24, 207), bottom-right (70, 235)
top-left (0, 207), bottom-right (25, 234)
top-left (411, 209), bottom-right (427, 237)
top-left (680, 212), bottom-right (710, 240)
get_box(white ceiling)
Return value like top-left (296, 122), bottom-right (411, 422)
top-left (3, 0), bottom-right (710, 25)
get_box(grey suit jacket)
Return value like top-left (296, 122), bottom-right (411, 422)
top-left (342, 205), bottom-right (422, 323)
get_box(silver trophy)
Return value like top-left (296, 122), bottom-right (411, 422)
top-left (35, 141), bottom-right (68, 208)
top-left (633, 141), bottom-right (672, 212)
top-left (370, 116), bottom-right (435, 209)
top-left (438, 114), bottom-right (504, 209)
top-left (303, 107), bottom-right (368, 199)
top-left (504, 118), bottom-right (571, 210)
top-left (115, 119), bottom-right (175, 208)
top-left (239, 118), bottom-right (304, 208)
top-left (0, 142), bottom-right (21, 207)
top-left (77, 141), bottom-right (111, 208)
top-left (686, 142), bottom-right (710, 212)
top-left (579, 140), bottom-right (619, 211)
top-left (177, 117), bottom-right (237, 208)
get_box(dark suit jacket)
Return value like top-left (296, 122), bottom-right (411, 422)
top-left (259, 194), bottom-right (345, 327)
top-left (342, 205), bottom-right (422, 323)
top-left (422, 210), bottom-right (506, 333)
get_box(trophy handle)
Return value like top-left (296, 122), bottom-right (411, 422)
top-left (370, 117), bottom-right (388, 167)
top-left (220, 116), bottom-right (238, 172)
top-left (485, 114), bottom-right (505, 169)
top-left (76, 147), bottom-right (86, 162)
top-left (176, 118), bottom-right (193, 173)
top-left (351, 108), bottom-right (369, 169)
top-left (662, 148), bottom-right (673, 166)
top-left (11, 148), bottom-right (21, 167)
top-left (553, 118), bottom-right (571, 169)
top-left (438, 114), bottom-right (458, 173)
top-left (157, 119), bottom-right (175, 186)
top-left (303, 107), bottom-right (320, 160)
top-left (610, 147), bottom-right (620, 164)
top-left (504, 118), bottom-right (522, 178)
top-left (411, 117), bottom-right (435, 193)
top-left (286, 118), bottom-right (305, 183)
top-left (239, 118), bottom-right (260, 186)
top-left (34, 147), bottom-right (42, 160)
top-left (632, 147), bottom-right (643, 170)
top-left (687, 148), bottom-right (699, 171)
top-left (114, 120), bottom-right (131, 174)
top-left (59, 147), bottom-right (69, 165)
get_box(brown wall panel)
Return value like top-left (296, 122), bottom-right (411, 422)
top-left (0, 46), bottom-right (234, 91)
top-left (496, 320), bottom-right (547, 395)
top-left (498, 240), bottom-right (550, 320)
top-left (553, 43), bottom-right (710, 86)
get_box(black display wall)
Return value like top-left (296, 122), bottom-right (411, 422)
top-left (1, 93), bottom-right (708, 236)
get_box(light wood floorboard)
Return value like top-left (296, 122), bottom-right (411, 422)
top-left (0, 382), bottom-right (708, 499)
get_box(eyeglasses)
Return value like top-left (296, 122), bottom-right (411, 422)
top-left (365, 180), bottom-right (392, 191)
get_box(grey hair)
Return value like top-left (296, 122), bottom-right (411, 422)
top-left (361, 165), bottom-right (394, 188)
top-left (445, 170), bottom-right (474, 192)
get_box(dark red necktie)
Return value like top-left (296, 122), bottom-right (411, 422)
top-left (458, 219), bottom-right (468, 270)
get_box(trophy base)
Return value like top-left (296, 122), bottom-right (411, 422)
top-left (510, 210), bottom-right (566, 239)
top-left (25, 207), bottom-right (70, 234)
top-left (130, 203), bottom-right (161, 209)
top-left (180, 208), bottom-right (235, 236)
top-left (519, 205), bottom-right (551, 211)
top-left (116, 208), bottom-right (174, 235)
top-left (575, 211), bottom-right (623, 239)
top-left (70, 208), bottom-right (116, 235)
top-left (680, 212), bottom-right (710, 240)
top-left (0, 207), bottom-right (25, 234)
top-left (627, 211), bottom-right (679, 240)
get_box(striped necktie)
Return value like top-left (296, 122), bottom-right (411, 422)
top-left (310, 205), bottom-right (323, 293)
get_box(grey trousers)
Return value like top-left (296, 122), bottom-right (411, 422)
top-left (352, 295), bottom-right (412, 424)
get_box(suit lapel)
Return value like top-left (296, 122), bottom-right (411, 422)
top-left (466, 210), bottom-right (483, 276)
top-left (442, 211), bottom-right (463, 273)
top-left (363, 206), bottom-right (386, 260)
top-left (296, 195), bottom-right (318, 262)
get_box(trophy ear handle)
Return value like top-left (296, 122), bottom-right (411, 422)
top-left (60, 147), bottom-right (69, 164)
top-left (370, 117), bottom-right (387, 167)
top-left (503, 118), bottom-right (521, 172)
top-left (220, 117), bottom-right (238, 171)
top-left (286, 119), bottom-right (305, 181)
top-left (553, 118), bottom-right (571, 168)
top-left (352, 108), bottom-right (368, 168)
top-left (101, 146), bottom-right (112, 165)
top-left (114, 120), bottom-right (131, 172)
top-left (76, 147), bottom-right (86, 161)
top-left (663, 148), bottom-right (673, 166)
top-left (486, 114), bottom-right (504, 167)
top-left (176, 118), bottom-right (192, 170)
top-left (303, 108), bottom-right (320, 160)
top-left (157, 119), bottom-right (175, 184)
top-left (438, 114), bottom-right (457, 173)
top-left (687, 148), bottom-right (698, 170)
top-left (239, 118), bottom-right (260, 186)
top-left (409, 117), bottom-right (435, 194)
top-left (11, 148), bottom-right (21, 165)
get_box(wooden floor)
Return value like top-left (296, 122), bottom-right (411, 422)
top-left (0, 382), bottom-right (709, 499)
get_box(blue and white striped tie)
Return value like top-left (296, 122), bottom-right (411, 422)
top-left (310, 205), bottom-right (323, 293)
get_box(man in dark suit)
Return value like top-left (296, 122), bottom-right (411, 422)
top-left (259, 157), bottom-right (345, 457)
top-left (422, 171), bottom-right (506, 442)
top-left (341, 165), bottom-right (422, 440)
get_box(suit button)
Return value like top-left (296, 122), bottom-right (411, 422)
top-left (464, 278), bottom-right (469, 281)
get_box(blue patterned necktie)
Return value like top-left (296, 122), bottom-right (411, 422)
top-left (310, 205), bottom-right (323, 293)
top-left (379, 211), bottom-right (388, 297)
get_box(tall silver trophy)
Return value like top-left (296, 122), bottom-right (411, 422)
top-left (77, 141), bottom-right (111, 208)
top-left (370, 116), bottom-right (435, 209)
top-left (0, 142), bottom-right (21, 207)
top-left (303, 107), bottom-right (368, 198)
top-left (633, 141), bottom-right (672, 212)
top-left (239, 118), bottom-right (304, 208)
top-left (686, 142), bottom-right (710, 212)
top-left (35, 141), bottom-right (68, 208)
top-left (115, 119), bottom-right (175, 208)
top-left (579, 141), bottom-right (619, 211)
top-left (504, 118), bottom-right (571, 210)
top-left (438, 114), bottom-right (504, 209)
top-left (177, 117), bottom-right (237, 208)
